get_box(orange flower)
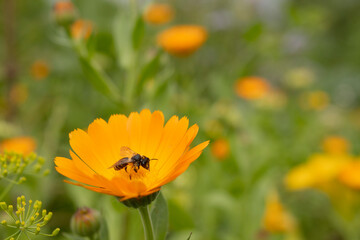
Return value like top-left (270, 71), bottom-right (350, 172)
top-left (157, 25), bottom-right (207, 57)
top-left (10, 83), bottom-right (28, 104)
top-left (263, 191), bottom-right (295, 233)
top-left (0, 137), bottom-right (36, 156)
top-left (210, 138), bottom-right (229, 160)
top-left (31, 60), bottom-right (50, 81)
top-left (338, 161), bottom-right (360, 190)
top-left (235, 77), bottom-right (270, 100)
top-left (55, 110), bottom-right (209, 201)
top-left (143, 3), bottom-right (174, 25)
top-left (53, 0), bottom-right (76, 25)
top-left (71, 20), bottom-right (93, 40)
top-left (322, 136), bottom-right (349, 155)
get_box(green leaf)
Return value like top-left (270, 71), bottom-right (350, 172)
top-left (78, 56), bottom-right (120, 103)
top-left (132, 16), bottom-right (145, 50)
top-left (113, 11), bottom-right (133, 69)
top-left (62, 232), bottom-right (85, 240)
top-left (136, 51), bottom-right (162, 94)
top-left (151, 192), bottom-right (169, 240)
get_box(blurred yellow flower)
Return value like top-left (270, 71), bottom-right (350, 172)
top-left (31, 60), bottom-right (50, 81)
top-left (285, 154), bottom-right (351, 190)
top-left (322, 136), bottom-right (349, 155)
top-left (338, 161), bottom-right (360, 190)
top-left (284, 67), bottom-right (315, 89)
top-left (157, 25), bottom-right (207, 57)
top-left (256, 89), bottom-right (288, 110)
top-left (263, 191), bottom-right (296, 233)
top-left (235, 76), bottom-right (270, 100)
top-left (71, 20), bottom-right (93, 40)
top-left (210, 138), bottom-right (230, 160)
top-left (53, 0), bottom-right (76, 25)
top-left (55, 109), bottom-right (209, 201)
top-left (0, 137), bottom-right (36, 156)
top-left (10, 83), bottom-right (28, 104)
top-left (301, 91), bottom-right (329, 110)
top-left (143, 3), bottom-right (174, 25)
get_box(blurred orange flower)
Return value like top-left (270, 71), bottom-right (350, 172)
top-left (31, 60), bottom-right (50, 81)
top-left (143, 3), bottom-right (174, 25)
top-left (157, 25), bottom-right (207, 57)
top-left (10, 84), bottom-right (28, 104)
top-left (71, 20), bottom-right (93, 40)
top-left (263, 191), bottom-right (296, 233)
top-left (210, 138), bottom-right (229, 160)
top-left (55, 109), bottom-right (209, 201)
top-left (53, 0), bottom-right (76, 25)
top-left (322, 136), bottom-right (349, 155)
top-left (338, 161), bottom-right (360, 190)
top-left (0, 137), bottom-right (37, 156)
top-left (235, 76), bottom-right (270, 100)
top-left (285, 154), bottom-right (351, 191)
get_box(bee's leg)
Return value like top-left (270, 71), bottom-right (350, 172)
top-left (134, 167), bottom-right (138, 173)
top-left (129, 174), bottom-right (132, 180)
top-left (124, 166), bottom-right (128, 173)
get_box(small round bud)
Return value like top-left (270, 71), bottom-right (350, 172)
top-left (1, 220), bottom-right (7, 225)
top-left (0, 202), bottom-right (7, 210)
top-left (71, 207), bottom-right (101, 237)
top-left (53, 0), bottom-right (77, 26)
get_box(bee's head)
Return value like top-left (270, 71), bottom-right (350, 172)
top-left (140, 156), bottom-right (150, 170)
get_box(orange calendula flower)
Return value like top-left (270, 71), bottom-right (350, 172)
top-left (157, 25), bottom-right (207, 57)
top-left (55, 110), bottom-right (209, 202)
top-left (0, 137), bottom-right (37, 156)
top-left (322, 136), bottom-right (349, 155)
top-left (263, 191), bottom-right (296, 233)
top-left (31, 60), bottom-right (50, 81)
top-left (71, 20), bottom-right (93, 40)
top-left (235, 76), bottom-right (270, 100)
top-left (210, 138), bottom-right (229, 160)
top-left (53, 0), bottom-right (76, 25)
top-left (143, 3), bottom-right (174, 25)
top-left (338, 161), bottom-right (360, 190)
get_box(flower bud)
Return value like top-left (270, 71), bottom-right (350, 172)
top-left (53, 0), bottom-right (76, 26)
top-left (71, 207), bottom-right (101, 237)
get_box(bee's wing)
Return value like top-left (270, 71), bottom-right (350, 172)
top-left (119, 146), bottom-right (136, 157)
top-left (108, 157), bottom-right (132, 169)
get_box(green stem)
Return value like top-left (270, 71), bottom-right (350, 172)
top-left (138, 206), bottom-right (155, 240)
top-left (0, 179), bottom-right (17, 201)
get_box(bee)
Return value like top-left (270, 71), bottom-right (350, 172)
top-left (109, 146), bottom-right (156, 173)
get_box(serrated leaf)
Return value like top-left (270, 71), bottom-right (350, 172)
top-left (132, 16), bottom-right (145, 50)
top-left (151, 192), bottom-right (169, 240)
